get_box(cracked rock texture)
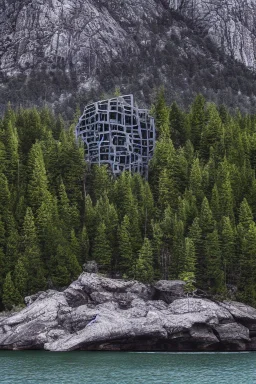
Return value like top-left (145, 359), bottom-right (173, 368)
top-left (0, 273), bottom-right (256, 352)
top-left (0, 0), bottom-right (162, 78)
top-left (170, 0), bottom-right (256, 68)
top-left (2, 0), bottom-right (256, 79)
top-left (1, 0), bottom-right (256, 114)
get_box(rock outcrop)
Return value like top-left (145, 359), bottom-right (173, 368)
top-left (0, 272), bottom-right (256, 352)
top-left (170, 0), bottom-right (256, 69)
top-left (1, 0), bottom-right (256, 114)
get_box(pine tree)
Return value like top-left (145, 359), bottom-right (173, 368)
top-left (58, 127), bottom-right (85, 207)
top-left (70, 229), bottom-right (80, 264)
top-left (80, 225), bottom-right (90, 264)
top-left (27, 142), bottom-right (49, 212)
top-left (0, 141), bottom-right (7, 175)
top-left (221, 217), bottom-right (236, 285)
top-left (189, 158), bottom-right (203, 204)
top-left (14, 258), bottom-right (28, 298)
top-left (149, 137), bottom-right (175, 193)
top-left (114, 171), bottom-right (134, 219)
top-left (92, 222), bottom-right (112, 272)
top-left (136, 238), bottom-right (154, 283)
top-left (188, 217), bottom-right (203, 287)
top-left (170, 101), bottom-right (188, 146)
top-left (91, 165), bottom-right (111, 202)
top-left (132, 175), bottom-right (154, 237)
top-left (17, 108), bottom-right (45, 157)
top-left (22, 207), bottom-right (46, 294)
top-left (173, 148), bottom-right (188, 195)
top-left (154, 88), bottom-right (170, 138)
top-left (84, 194), bottom-right (96, 246)
top-left (210, 184), bottom-right (220, 222)
top-left (118, 215), bottom-right (133, 277)
top-left (200, 103), bottom-right (222, 161)
top-left (66, 243), bottom-right (82, 281)
top-left (170, 216), bottom-right (185, 279)
top-left (5, 223), bottom-right (20, 272)
top-left (50, 245), bottom-right (71, 287)
top-left (104, 203), bottom-right (119, 271)
top-left (0, 247), bottom-right (6, 299)
top-left (141, 181), bottom-right (155, 237)
top-left (151, 221), bottom-right (164, 279)
top-left (2, 120), bottom-right (19, 187)
top-left (238, 198), bottom-right (253, 232)
top-left (189, 94), bottom-right (206, 151)
top-left (184, 140), bottom-right (194, 166)
top-left (114, 172), bottom-right (142, 253)
top-left (0, 172), bottom-right (11, 221)
top-left (95, 194), bottom-right (118, 255)
top-left (54, 114), bottom-right (65, 140)
top-left (217, 159), bottom-right (234, 221)
top-left (158, 168), bottom-right (177, 209)
top-left (238, 222), bottom-right (256, 305)
top-left (200, 197), bottom-right (214, 234)
top-left (0, 216), bottom-right (5, 249)
top-left (205, 229), bottom-right (225, 295)
top-left (39, 107), bottom-right (55, 132)
top-left (2, 272), bottom-right (21, 310)
top-left (179, 238), bottom-right (196, 292)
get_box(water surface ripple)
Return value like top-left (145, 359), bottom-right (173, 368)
top-left (0, 351), bottom-right (255, 384)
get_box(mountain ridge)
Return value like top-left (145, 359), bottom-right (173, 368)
top-left (1, 0), bottom-right (256, 115)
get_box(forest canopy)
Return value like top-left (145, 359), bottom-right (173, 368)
top-left (1, 93), bottom-right (256, 310)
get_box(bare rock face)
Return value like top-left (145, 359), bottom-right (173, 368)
top-left (0, 0), bottom-right (161, 79)
top-left (1, 0), bottom-right (256, 115)
top-left (83, 261), bottom-right (98, 274)
top-left (0, 272), bottom-right (256, 352)
top-left (153, 280), bottom-right (186, 303)
top-left (169, 0), bottom-right (256, 69)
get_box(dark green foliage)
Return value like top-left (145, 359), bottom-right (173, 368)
top-left (79, 226), bottom-right (90, 264)
top-left (22, 207), bottom-right (46, 294)
top-left (2, 272), bottom-right (21, 310)
top-left (92, 222), bottom-right (112, 270)
top-left (136, 238), bottom-right (154, 283)
top-left (118, 215), bottom-right (134, 277)
top-left (14, 258), bottom-right (28, 299)
top-left (153, 88), bottom-right (170, 138)
top-left (179, 238), bottom-right (196, 292)
top-left (1, 96), bottom-right (256, 308)
top-left (189, 94), bottom-right (206, 151)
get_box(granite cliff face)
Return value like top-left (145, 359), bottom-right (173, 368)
top-left (1, 0), bottom-right (256, 114)
top-left (0, 0), bottom-right (157, 77)
top-left (169, 0), bottom-right (256, 68)
top-left (0, 273), bottom-right (256, 352)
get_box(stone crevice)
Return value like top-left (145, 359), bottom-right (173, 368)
top-left (0, 273), bottom-right (256, 352)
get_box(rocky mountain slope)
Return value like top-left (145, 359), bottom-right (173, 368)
top-left (170, 0), bottom-right (256, 69)
top-left (0, 273), bottom-right (256, 352)
top-left (1, 0), bottom-right (256, 115)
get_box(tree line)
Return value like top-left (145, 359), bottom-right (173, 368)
top-left (1, 92), bottom-right (256, 309)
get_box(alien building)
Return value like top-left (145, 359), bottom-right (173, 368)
top-left (75, 95), bottom-right (156, 175)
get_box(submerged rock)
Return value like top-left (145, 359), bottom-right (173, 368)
top-left (0, 273), bottom-right (255, 352)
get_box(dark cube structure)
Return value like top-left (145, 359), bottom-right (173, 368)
top-left (76, 95), bottom-right (156, 175)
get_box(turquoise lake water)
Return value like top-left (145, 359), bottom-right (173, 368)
top-left (0, 351), bottom-right (255, 384)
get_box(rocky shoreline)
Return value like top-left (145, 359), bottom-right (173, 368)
top-left (0, 273), bottom-right (256, 352)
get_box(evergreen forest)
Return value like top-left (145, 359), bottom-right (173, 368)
top-left (1, 93), bottom-right (256, 310)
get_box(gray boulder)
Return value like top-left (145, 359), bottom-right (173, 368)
top-left (153, 280), bottom-right (186, 303)
top-left (219, 301), bottom-right (256, 326)
top-left (83, 261), bottom-right (98, 274)
top-left (0, 273), bottom-right (256, 352)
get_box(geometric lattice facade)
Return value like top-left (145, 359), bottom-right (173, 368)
top-left (75, 95), bottom-right (156, 175)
